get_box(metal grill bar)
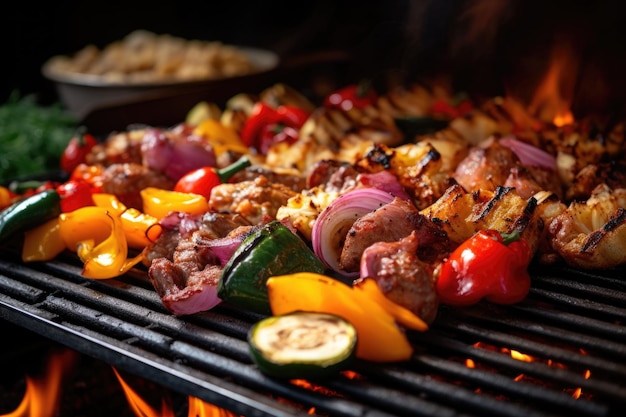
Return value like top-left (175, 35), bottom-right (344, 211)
top-left (1, 249), bottom-right (625, 417)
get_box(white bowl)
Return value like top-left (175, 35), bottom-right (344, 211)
top-left (42, 47), bottom-right (280, 130)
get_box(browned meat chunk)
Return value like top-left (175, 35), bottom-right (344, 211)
top-left (147, 219), bottom-right (253, 316)
top-left (339, 197), bottom-right (449, 273)
top-left (360, 231), bottom-right (439, 324)
top-left (454, 140), bottom-right (519, 192)
top-left (209, 175), bottom-right (298, 225)
top-left (101, 162), bottom-right (175, 210)
top-left (454, 139), bottom-right (562, 199)
top-left (230, 166), bottom-right (307, 192)
top-left (143, 211), bottom-right (252, 265)
top-left (307, 159), bottom-right (360, 192)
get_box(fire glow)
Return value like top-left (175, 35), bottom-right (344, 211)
top-left (0, 349), bottom-right (238, 417)
top-left (0, 350), bottom-right (76, 417)
top-left (527, 39), bottom-right (577, 127)
top-left (465, 342), bottom-right (592, 400)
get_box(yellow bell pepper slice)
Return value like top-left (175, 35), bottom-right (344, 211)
top-left (120, 208), bottom-right (162, 249)
top-left (266, 273), bottom-right (428, 362)
top-left (59, 206), bottom-right (143, 279)
top-left (140, 187), bottom-right (209, 220)
top-left (92, 193), bottom-right (126, 216)
top-left (193, 118), bottom-right (249, 156)
top-left (93, 193), bottom-right (161, 249)
top-left (22, 218), bottom-right (66, 262)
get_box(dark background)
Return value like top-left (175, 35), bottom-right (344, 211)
top-left (3, 0), bottom-right (626, 116)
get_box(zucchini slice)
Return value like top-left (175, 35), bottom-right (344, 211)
top-left (218, 220), bottom-right (325, 315)
top-left (248, 312), bottom-right (357, 379)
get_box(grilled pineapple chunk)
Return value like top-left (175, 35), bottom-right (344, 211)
top-left (548, 184), bottom-right (626, 269)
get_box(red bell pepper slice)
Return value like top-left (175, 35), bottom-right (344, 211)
top-left (324, 80), bottom-right (378, 110)
top-left (240, 102), bottom-right (310, 154)
top-left (436, 229), bottom-right (532, 306)
top-left (56, 180), bottom-right (95, 213)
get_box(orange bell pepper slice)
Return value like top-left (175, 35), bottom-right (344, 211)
top-left (93, 193), bottom-right (161, 249)
top-left (140, 187), bottom-right (209, 220)
top-left (266, 273), bottom-right (428, 362)
top-left (58, 206), bottom-right (143, 279)
top-left (21, 218), bottom-right (66, 262)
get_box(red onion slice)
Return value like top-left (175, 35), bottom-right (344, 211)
top-left (357, 170), bottom-right (411, 200)
top-left (312, 188), bottom-right (395, 277)
top-left (500, 135), bottom-right (557, 171)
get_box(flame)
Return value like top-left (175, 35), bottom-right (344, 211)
top-left (113, 368), bottom-right (239, 417)
top-left (187, 396), bottom-right (239, 417)
top-left (528, 37), bottom-right (578, 126)
top-left (0, 350), bottom-right (76, 417)
top-left (113, 368), bottom-right (175, 417)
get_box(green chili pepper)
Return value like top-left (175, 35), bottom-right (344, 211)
top-left (218, 220), bottom-right (325, 315)
top-left (0, 189), bottom-right (61, 243)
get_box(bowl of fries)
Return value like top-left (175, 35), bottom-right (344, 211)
top-left (42, 30), bottom-right (280, 127)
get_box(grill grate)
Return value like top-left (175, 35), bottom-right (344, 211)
top-left (1, 249), bottom-right (625, 417)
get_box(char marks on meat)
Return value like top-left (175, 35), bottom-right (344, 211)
top-left (339, 197), bottom-right (449, 273)
top-left (360, 231), bottom-right (439, 324)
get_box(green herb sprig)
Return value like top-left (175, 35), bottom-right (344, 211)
top-left (0, 91), bottom-right (77, 182)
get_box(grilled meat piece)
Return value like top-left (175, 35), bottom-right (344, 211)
top-left (86, 129), bottom-right (145, 166)
top-left (548, 184), bottom-right (626, 269)
top-left (360, 231), bottom-right (439, 324)
top-left (421, 184), bottom-right (550, 256)
top-left (339, 197), bottom-right (449, 273)
top-left (143, 211), bottom-right (252, 266)
top-left (101, 162), bottom-right (175, 210)
top-left (147, 216), bottom-right (253, 315)
top-left (454, 138), bottom-right (562, 199)
top-left (148, 252), bottom-right (223, 316)
top-left (230, 165), bottom-right (307, 192)
top-left (209, 175), bottom-right (298, 225)
top-left (307, 159), bottom-right (360, 191)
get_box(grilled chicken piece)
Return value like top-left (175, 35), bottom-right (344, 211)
top-left (275, 186), bottom-right (339, 241)
top-left (355, 142), bottom-right (457, 209)
top-left (209, 175), bottom-right (298, 225)
top-left (421, 184), bottom-right (547, 255)
top-left (548, 184), bottom-right (626, 269)
top-left (360, 231), bottom-right (439, 324)
top-left (339, 197), bottom-right (449, 273)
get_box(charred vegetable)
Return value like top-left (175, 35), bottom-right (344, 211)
top-left (218, 220), bottom-right (325, 315)
top-left (248, 311), bottom-right (357, 379)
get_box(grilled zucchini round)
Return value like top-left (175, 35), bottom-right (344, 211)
top-left (248, 311), bottom-right (357, 379)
